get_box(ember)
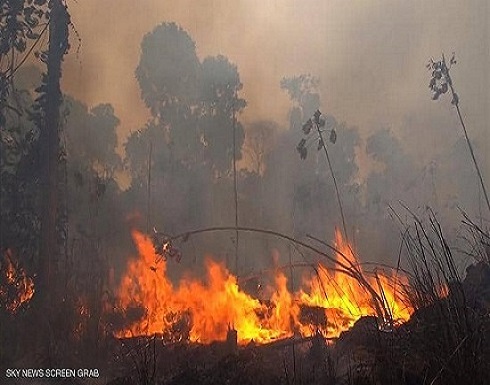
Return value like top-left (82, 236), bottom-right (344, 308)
top-left (0, 249), bottom-right (35, 313)
top-left (113, 230), bottom-right (412, 344)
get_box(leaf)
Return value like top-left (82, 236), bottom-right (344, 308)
top-left (440, 83), bottom-right (448, 94)
top-left (313, 110), bottom-right (322, 124)
top-left (318, 118), bottom-right (326, 128)
top-left (329, 129), bottom-right (337, 144)
top-left (432, 91), bottom-right (440, 100)
top-left (26, 30), bottom-right (39, 40)
top-left (296, 139), bottom-right (307, 159)
top-left (451, 93), bottom-right (459, 105)
top-left (302, 119), bottom-right (313, 135)
top-left (450, 53), bottom-right (456, 65)
top-left (317, 138), bottom-right (324, 151)
top-left (299, 147), bottom-right (307, 160)
top-left (14, 39), bottom-right (26, 53)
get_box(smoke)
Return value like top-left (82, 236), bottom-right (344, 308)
top-left (57, 0), bottom-right (490, 270)
top-left (62, 0), bottom-right (488, 142)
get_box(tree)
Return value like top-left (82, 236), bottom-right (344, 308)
top-left (280, 74), bottom-right (320, 131)
top-left (200, 55), bottom-right (245, 176)
top-left (0, 68), bottom-right (40, 260)
top-left (136, 22), bottom-right (200, 116)
top-left (136, 22), bottom-right (201, 166)
top-left (0, 0), bottom-right (70, 288)
top-left (124, 23), bottom-right (250, 271)
top-left (0, 0), bottom-right (49, 258)
top-left (428, 54), bottom-right (490, 214)
top-left (0, 0), bottom-right (72, 364)
top-left (281, 74), bottom-right (359, 241)
top-left (127, 23), bottom-right (247, 232)
top-left (36, 0), bottom-right (70, 293)
top-left (64, 98), bottom-right (121, 178)
top-left (243, 120), bottom-right (278, 175)
top-left (0, 0), bottom-right (49, 127)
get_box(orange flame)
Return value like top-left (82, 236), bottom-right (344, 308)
top-left (298, 230), bottom-right (411, 336)
top-left (114, 230), bottom-right (412, 344)
top-left (0, 249), bottom-right (35, 313)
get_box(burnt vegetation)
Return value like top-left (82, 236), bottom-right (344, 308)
top-left (1, 3), bottom-right (489, 385)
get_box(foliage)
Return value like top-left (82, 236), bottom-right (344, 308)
top-left (296, 110), bottom-right (337, 161)
top-left (280, 74), bottom-right (320, 131)
top-left (427, 53), bottom-right (457, 103)
top-left (428, 53), bottom-right (490, 214)
top-left (399, 209), bottom-right (490, 385)
top-left (200, 55), bottom-right (245, 175)
top-left (0, 0), bottom-right (49, 126)
top-left (242, 120), bottom-right (278, 175)
top-left (136, 22), bottom-right (200, 115)
top-left (0, 69), bottom-right (41, 266)
top-left (63, 97), bottom-right (122, 177)
top-left (133, 22), bottom-right (245, 174)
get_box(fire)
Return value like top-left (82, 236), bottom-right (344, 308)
top-left (0, 249), bottom-right (35, 313)
top-left (114, 230), bottom-right (412, 344)
top-left (298, 230), bottom-right (411, 336)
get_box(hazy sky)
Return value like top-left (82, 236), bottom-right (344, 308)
top-left (62, 0), bottom-right (489, 164)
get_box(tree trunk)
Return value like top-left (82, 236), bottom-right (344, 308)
top-left (39, 0), bottom-right (69, 295)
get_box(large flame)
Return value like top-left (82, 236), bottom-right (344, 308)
top-left (114, 230), bottom-right (411, 344)
top-left (297, 230), bottom-right (411, 336)
top-left (0, 249), bottom-right (35, 313)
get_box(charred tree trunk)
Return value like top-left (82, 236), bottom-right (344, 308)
top-left (39, 0), bottom-right (69, 295)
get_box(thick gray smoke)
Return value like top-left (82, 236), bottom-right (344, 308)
top-left (53, 0), bottom-right (490, 278)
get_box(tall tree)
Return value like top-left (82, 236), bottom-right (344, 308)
top-left (243, 120), bottom-right (278, 175)
top-left (0, 68), bottom-right (40, 260)
top-left (200, 55), bottom-right (245, 176)
top-left (0, 0), bottom-right (49, 127)
top-left (64, 98), bottom-right (121, 178)
top-left (127, 23), bottom-right (246, 240)
top-left (136, 22), bottom-right (201, 166)
top-left (280, 74), bottom-right (320, 131)
top-left (36, 0), bottom-right (70, 292)
top-left (1, 2), bottom-right (48, 259)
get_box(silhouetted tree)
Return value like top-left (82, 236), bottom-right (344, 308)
top-left (280, 74), bottom-right (320, 131)
top-left (243, 120), bottom-right (278, 175)
top-left (200, 55), bottom-right (245, 176)
top-left (0, 67), bottom-right (40, 260)
top-left (36, 0), bottom-right (70, 294)
top-left (127, 23), bottom-right (246, 242)
top-left (136, 22), bottom-right (201, 166)
top-left (0, 0), bottom-right (49, 127)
